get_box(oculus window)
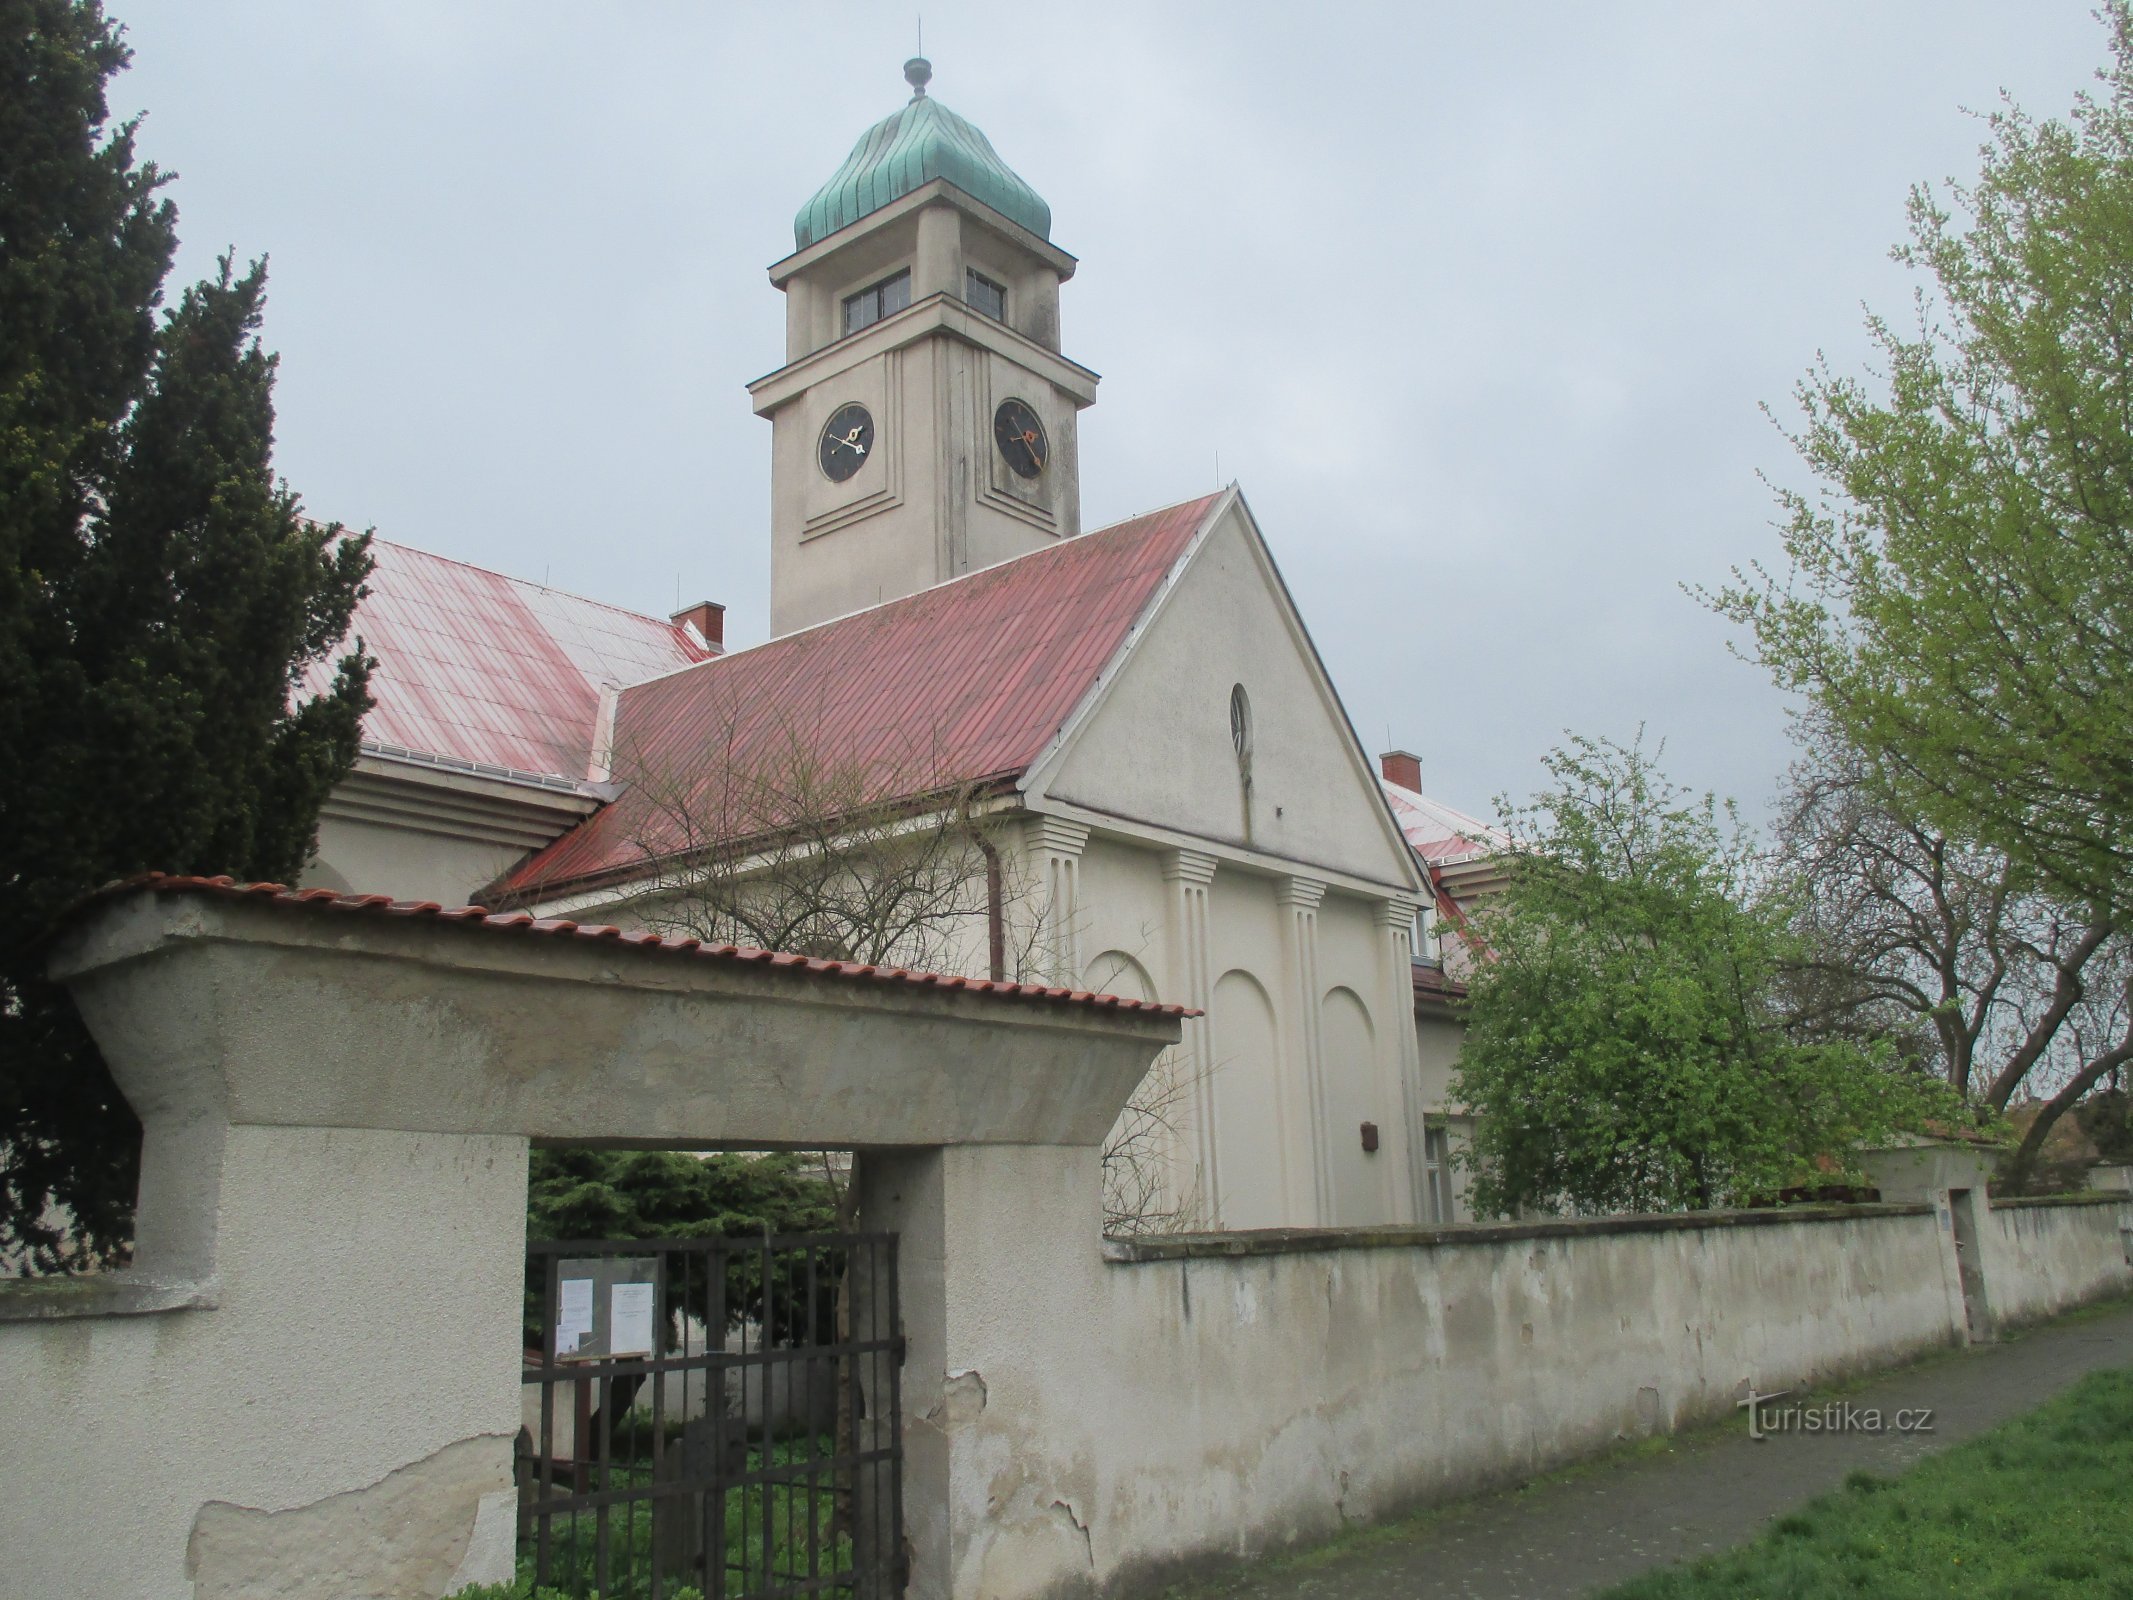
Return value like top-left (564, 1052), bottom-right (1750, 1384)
top-left (965, 268), bottom-right (1007, 322)
top-left (842, 270), bottom-right (911, 336)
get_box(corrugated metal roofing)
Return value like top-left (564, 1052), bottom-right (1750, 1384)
top-left (795, 82), bottom-right (1051, 249)
top-left (90, 875), bottom-right (1195, 1017)
top-left (502, 493), bottom-right (1223, 896)
top-left (1380, 779), bottom-right (1510, 868)
top-left (304, 540), bottom-right (709, 784)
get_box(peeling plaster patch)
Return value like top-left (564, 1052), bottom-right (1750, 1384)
top-left (1051, 1497), bottom-right (1095, 1571)
top-left (186, 1434), bottom-right (512, 1599)
top-left (1635, 1386), bottom-right (1662, 1436)
top-left (936, 1368), bottom-right (988, 1432)
top-left (445, 1489), bottom-right (518, 1592)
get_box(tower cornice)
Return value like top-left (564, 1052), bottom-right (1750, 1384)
top-left (770, 179), bottom-right (1078, 288)
top-left (747, 289), bottom-right (1100, 420)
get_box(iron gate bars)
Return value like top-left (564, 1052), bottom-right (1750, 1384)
top-left (521, 1233), bottom-right (905, 1599)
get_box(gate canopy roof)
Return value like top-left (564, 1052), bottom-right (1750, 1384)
top-left (52, 874), bottom-right (1188, 1155)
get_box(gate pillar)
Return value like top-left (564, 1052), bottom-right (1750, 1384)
top-left (859, 1143), bottom-right (1114, 1600)
top-left (4, 878), bottom-right (1179, 1600)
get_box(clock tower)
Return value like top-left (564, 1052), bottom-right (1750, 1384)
top-left (749, 60), bottom-right (1099, 636)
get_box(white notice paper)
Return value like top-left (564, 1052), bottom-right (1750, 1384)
top-left (557, 1277), bottom-right (594, 1355)
top-left (610, 1281), bottom-right (655, 1357)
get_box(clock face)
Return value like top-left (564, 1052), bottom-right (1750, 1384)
top-left (818, 402), bottom-right (874, 483)
top-left (993, 398), bottom-right (1048, 479)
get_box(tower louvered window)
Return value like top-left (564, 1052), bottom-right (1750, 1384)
top-left (965, 268), bottom-right (1006, 322)
top-left (842, 269), bottom-right (912, 335)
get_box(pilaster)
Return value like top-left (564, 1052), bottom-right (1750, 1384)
top-left (1162, 849), bottom-right (1218, 1222)
top-left (1380, 895), bottom-right (1425, 1225)
top-left (1029, 816), bottom-right (1091, 985)
top-left (1279, 876), bottom-right (1330, 1226)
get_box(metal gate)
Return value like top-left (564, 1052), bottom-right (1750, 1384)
top-left (521, 1233), bottom-right (904, 1598)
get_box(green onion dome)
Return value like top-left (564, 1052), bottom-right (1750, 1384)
top-left (794, 59), bottom-right (1052, 250)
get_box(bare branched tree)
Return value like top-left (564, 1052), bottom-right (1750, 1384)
top-left (605, 709), bottom-right (1031, 974)
top-left (1099, 1046), bottom-right (1205, 1238)
top-left (543, 689), bottom-right (1205, 1233)
top-left (1779, 719), bottom-right (2133, 1185)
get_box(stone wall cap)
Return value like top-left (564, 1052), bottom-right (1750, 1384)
top-left (1990, 1191), bottom-right (2128, 1210)
top-left (0, 1270), bottom-right (218, 1322)
top-left (65, 874), bottom-right (1201, 1020)
top-left (1103, 1202), bottom-right (1938, 1262)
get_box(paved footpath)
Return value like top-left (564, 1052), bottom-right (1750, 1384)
top-left (1171, 1295), bottom-right (2133, 1600)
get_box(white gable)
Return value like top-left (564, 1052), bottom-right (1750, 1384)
top-left (1028, 495), bottom-right (1421, 891)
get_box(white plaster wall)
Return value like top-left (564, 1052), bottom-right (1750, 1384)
top-left (1984, 1196), bottom-right (2133, 1328)
top-left (307, 813), bottom-right (525, 905)
top-left (1414, 1008), bottom-right (1462, 1110)
top-left (1040, 506), bottom-right (1415, 887)
top-left (962, 1208), bottom-right (1968, 1597)
top-left (1316, 895), bottom-right (1399, 1225)
top-left (1208, 969), bottom-right (1289, 1230)
top-left (1072, 835), bottom-right (1170, 983)
top-left (1069, 840), bottom-right (1417, 1231)
top-left (1320, 987), bottom-right (1381, 1223)
top-left (0, 1126), bottom-right (528, 1600)
top-left (881, 1132), bottom-right (2053, 1600)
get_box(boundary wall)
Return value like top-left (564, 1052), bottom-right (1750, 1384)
top-left (894, 1186), bottom-right (2133, 1598)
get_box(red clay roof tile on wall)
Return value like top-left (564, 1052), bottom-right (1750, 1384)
top-left (83, 874), bottom-right (1197, 1017)
top-left (500, 493), bottom-right (1224, 897)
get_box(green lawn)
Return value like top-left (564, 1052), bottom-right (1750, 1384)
top-left (1599, 1367), bottom-right (2133, 1600)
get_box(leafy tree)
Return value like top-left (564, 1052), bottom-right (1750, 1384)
top-left (1451, 735), bottom-right (1958, 1216)
top-left (599, 706), bottom-right (1200, 1235)
top-left (1713, 4), bottom-right (2133, 918)
top-left (527, 1148), bottom-right (840, 1246)
top-left (0, 1), bottom-right (373, 1270)
top-left (525, 1149), bottom-right (841, 1358)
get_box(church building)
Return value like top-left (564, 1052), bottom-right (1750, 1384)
top-left (301, 61), bottom-right (1483, 1229)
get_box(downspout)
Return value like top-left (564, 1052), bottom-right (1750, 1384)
top-left (978, 836), bottom-right (1006, 981)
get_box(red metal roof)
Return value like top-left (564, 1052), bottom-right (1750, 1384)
top-left (1380, 779), bottom-right (1509, 867)
top-left (303, 539), bottom-right (709, 783)
top-left (501, 493), bottom-right (1223, 896)
top-left (85, 874), bottom-right (1197, 1017)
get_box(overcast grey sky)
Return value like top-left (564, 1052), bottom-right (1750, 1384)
top-left (114, 2), bottom-right (2105, 828)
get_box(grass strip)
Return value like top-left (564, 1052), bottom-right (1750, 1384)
top-left (1597, 1366), bottom-right (2133, 1600)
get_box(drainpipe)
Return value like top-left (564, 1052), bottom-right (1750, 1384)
top-left (977, 837), bottom-right (1006, 981)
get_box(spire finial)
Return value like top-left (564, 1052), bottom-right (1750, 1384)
top-left (904, 56), bottom-right (931, 98)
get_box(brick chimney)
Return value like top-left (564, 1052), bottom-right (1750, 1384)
top-left (1379, 749), bottom-right (1422, 791)
top-left (671, 600), bottom-right (725, 653)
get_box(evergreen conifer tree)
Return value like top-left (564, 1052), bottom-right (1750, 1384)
top-left (0, 0), bottom-right (374, 1269)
